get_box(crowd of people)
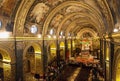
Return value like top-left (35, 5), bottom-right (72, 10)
top-left (88, 63), bottom-right (104, 81)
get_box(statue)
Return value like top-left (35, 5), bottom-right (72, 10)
top-left (51, 14), bottom-right (63, 28)
top-left (30, 3), bottom-right (49, 23)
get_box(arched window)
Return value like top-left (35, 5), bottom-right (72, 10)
top-left (27, 46), bottom-right (34, 54)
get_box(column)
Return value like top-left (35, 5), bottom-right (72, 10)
top-left (42, 38), bottom-right (48, 79)
top-left (109, 39), bottom-right (114, 81)
top-left (56, 39), bottom-right (60, 69)
top-left (103, 39), bottom-right (106, 81)
top-left (71, 38), bottom-right (73, 57)
top-left (104, 38), bottom-right (114, 81)
top-left (15, 41), bottom-right (23, 81)
top-left (65, 37), bottom-right (68, 63)
top-left (100, 39), bottom-right (104, 66)
top-left (100, 38), bottom-right (106, 80)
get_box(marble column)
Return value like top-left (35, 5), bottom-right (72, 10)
top-left (42, 39), bottom-right (48, 79)
top-left (15, 41), bottom-right (23, 81)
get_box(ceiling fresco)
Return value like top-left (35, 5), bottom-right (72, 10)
top-left (25, 0), bottom-right (108, 37)
top-left (0, 0), bottom-right (17, 17)
top-left (0, 0), bottom-right (120, 39)
top-left (0, 0), bottom-right (19, 32)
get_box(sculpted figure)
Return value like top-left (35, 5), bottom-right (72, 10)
top-left (30, 3), bottom-right (49, 23)
top-left (47, 0), bottom-right (63, 6)
top-left (51, 14), bottom-right (63, 28)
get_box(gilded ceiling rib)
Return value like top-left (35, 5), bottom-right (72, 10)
top-left (14, 0), bottom-right (35, 36)
top-left (77, 28), bottom-right (97, 38)
top-left (43, 1), bottom-right (103, 36)
top-left (65, 18), bottom-right (99, 37)
top-left (56, 12), bottom-right (103, 37)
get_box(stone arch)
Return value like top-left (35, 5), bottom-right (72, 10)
top-left (23, 42), bottom-right (43, 81)
top-left (59, 41), bottom-right (65, 60)
top-left (43, 1), bottom-right (113, 36)
top-left (62, 18), bottom-right (99, 37)
top-left (13, 0), bottom-right (114, 37)
top-left (23, 43), bottom-right (42, 60)
top-left (77, 28), bottom-right (97, 38)
top-left (0, 45), bottom-right (15, 64)
top-left (47, 41), bottom-right (57, 64)
top-left (57, 12), bottom-right (101, 37)
top-left (13, 0), bottom-right (35, 36)
top-left (0, 47), bottom-right (15, 81)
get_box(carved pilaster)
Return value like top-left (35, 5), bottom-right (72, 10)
top-left (42, 39), bottom-right (48, 77)
top-left (15, 41), bottom-right (24, 81)
top-left (14, 0), bottom-right (35, 36)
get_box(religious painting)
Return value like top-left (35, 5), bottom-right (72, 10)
top-left (0, 0), bottom-right (16, 17)
top-left (51, 14), bottom-right (63, 28)
top-left (30, 3), bottom-right (49, 23)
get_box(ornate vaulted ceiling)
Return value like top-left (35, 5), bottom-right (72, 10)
top-left (0, 0), bottom-right (120, 39)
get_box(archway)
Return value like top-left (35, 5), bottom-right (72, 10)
top-left (23, 43), bottom-right (43, 81)
top-left (71, 40), bottom-right (76, 57)
top-left (48, 43), bottom-right (57, 64)
top-left (0, 50), bottom-right (11, 81)
top-left (60, 42), bottom-right (65, 61)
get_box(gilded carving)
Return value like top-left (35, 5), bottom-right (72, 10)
top-left (66, 5), bottom-right (83, 14)
top-left (51, 14), bottom-right (63, 28)
top-left (47, 0), bottom-right (64, 6)
top-left (30, 3), bottom-right (49, 23)
top-left (0, 42), bottom-right (14, 51)
top-left (98, 0), bottom-right (114, 32)
top-left (0, 0), bottom-right (16, 17)
top-left (14, 0), bottom-right (34, 36)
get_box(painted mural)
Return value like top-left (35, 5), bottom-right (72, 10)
top-left (0, 0), bottom-right (16, 17)
top-left (30, 3), bottom-right (49, 23)
top-left (51, 14), bottom-right (63, 28)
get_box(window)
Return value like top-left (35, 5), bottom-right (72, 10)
top-left (30, 25), bottom-right (38, 34)
top-left (27, 46), bottom-right (34, 54)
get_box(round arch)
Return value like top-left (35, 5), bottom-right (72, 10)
top-left (0, 47), bottom-right (14, 81)
top-left (60, 41), bottom-right (65, 60)
top-left (57, 12), bottom-right (102, 37)
top-left (0, 45), bottom-right (15, 64)
top-left (0, 49), bottom-right (11, 63)
top-left (13, 0), bottom-right (34, 36)
top-left (23, 43), bottom-right (42, 60)
top-left (43, 1), bottom-right (113, 36)
top-left (23, 42), bottom-right (43, 81)
top-left (13, 0), bottom-right (114, 37)
top-left (47, 42), bottom-right (57, 63)
top-left (77, 28), bottom-right (97, 38)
